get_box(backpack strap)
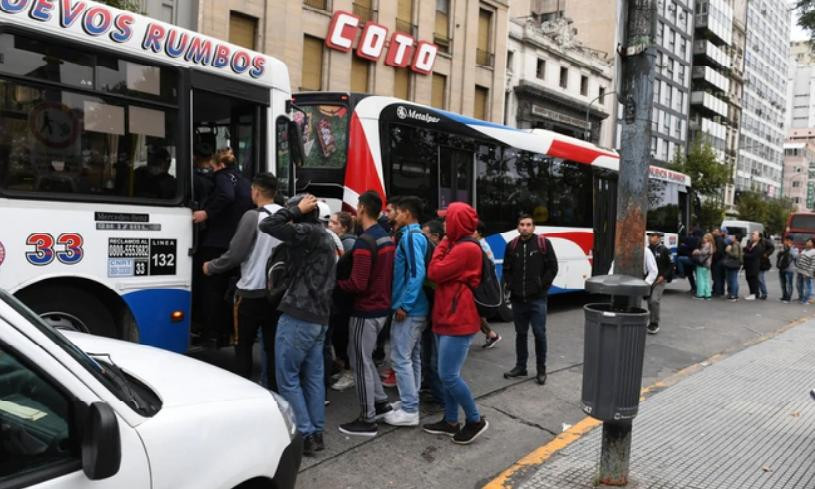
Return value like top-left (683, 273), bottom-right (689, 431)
top-left (510, 234), bottom-right (547, 253)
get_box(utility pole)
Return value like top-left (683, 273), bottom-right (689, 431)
top-left (601, 0), bottom-right (657, 485)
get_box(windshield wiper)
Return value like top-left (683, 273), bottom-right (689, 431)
top-left (86, 353), bottom-right (143, 412)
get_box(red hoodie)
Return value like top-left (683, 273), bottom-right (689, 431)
top-left (428, 202), bottom-right (482, 336)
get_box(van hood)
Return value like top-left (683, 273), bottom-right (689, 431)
top-left (63, 331), bottom-right (269, 408)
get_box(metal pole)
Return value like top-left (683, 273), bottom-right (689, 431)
top-left (600, 0), bottom-right (657, 486)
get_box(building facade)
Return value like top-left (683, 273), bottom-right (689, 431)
top-left (783, 142), bottom-right (815, 211)
top-left (722, 0), bottom-right (747, 209)
top-left (138, 0), bottom-right (198, 29)
top-left (736, 0), bottom-right (790, 197)
top-left (787, 40), bottom-right (815, 130)
top-left (505, 15), bottom-right (614, 146)
top-left (193, 0), bottom-right (508, 122)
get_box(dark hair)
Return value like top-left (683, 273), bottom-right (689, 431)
top-left (216, 147), bottom-right (236, 167)
top-left (423, 219), bottom-right (444, 237)
top-left (476, 220), bottom-right (486, 236)
top-left (517, 213), bottom-right (533, 224)
top-left (335, 211), bottom-right (354, 233)
top-left (387, 195), bottom-right (403, 208)
top-left (147, 146), bottom-right (170, 166)
top-left (252, 173), bottom-right (277, 198)
top-left (358, 190), bottom-right (382, 218)
top-left (396, 196), bottom-right (423, 220)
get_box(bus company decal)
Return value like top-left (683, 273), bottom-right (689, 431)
top-left (649, 166), bottom-right (691, 186)
top-left (548, 139), bottom-right (618, 166)
top-left (343, 112), bottom-right (386, 209)
top-left (107, 237), bottom-right (176, 277)
top-left (25, 232), bottom-right (84, 266)
top-left (0, 0), bottom-right (267, 79)
top-left (325, 10), bottom-right (438, 75)
top-left (395, 106), bottom-right (440, 124)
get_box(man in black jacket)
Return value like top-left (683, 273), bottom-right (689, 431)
top-left (502, 214), bottom-right (558, 385)
top-left (259, 194), bottom-right (337, 456)
top-left (647, 232), bottom-right (672, 334)
top-left (711, 228), bottom-right (727, 297)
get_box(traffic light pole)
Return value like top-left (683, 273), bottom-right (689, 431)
top-left (602, 0), bottom-right (657, 485)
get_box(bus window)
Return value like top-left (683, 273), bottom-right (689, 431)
top-left (439, 146), bottom-right (473, 208)
top-left (388, 124), bottom-right (439, 216)
top-left (297, 104), bottom-right (348, 169)
top-left (0, 34), bottom-right (93, 89)
top-left (646, 179), bottom-right (682, 233)
top-left (276, 117), bottom-right (292, 195)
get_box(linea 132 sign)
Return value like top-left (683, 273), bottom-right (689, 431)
top-left (325, 10), bottom-right (438, 75)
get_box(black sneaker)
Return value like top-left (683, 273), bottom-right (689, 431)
top-left (313, 432), bottom-right (325, 452)
top-left (647, 323), bottom-right (660, 335)
top-left (503, 366), bottom-right (527, 379)
top-left (422, 418), bottom-right (460, 436)
top-left (338, 417), bottom-right (378, 437)
top-left (303, 434), bottom-right (316, 457)
top-left (535, 372), bottom-right (547, 385)
top-left (374, 401), bottom-right (394, 421)
top-left (453, 417), bottom-right (489, 445)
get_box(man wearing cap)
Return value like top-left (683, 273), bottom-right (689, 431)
top-left (647, 232), bottom-right (672, 334)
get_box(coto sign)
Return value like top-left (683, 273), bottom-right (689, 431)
top-left (325, 10), bottom-right (438, 75)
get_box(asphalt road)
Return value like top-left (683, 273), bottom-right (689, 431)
top-left (192, 269), bottom-right (815, 489)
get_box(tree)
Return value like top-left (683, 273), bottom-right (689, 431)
top-left (735, 191), bottom-right (769, 225)
top-left (96, 0), bottom-right (142, 13)
top-left (796, 0), bottom-right (815, 42)
top-left (698, 200), bottom-right (726, 232)
top-left (668, 138), bottom-right (731, 200)
top-left (766, 198), bottom-right (795, 236)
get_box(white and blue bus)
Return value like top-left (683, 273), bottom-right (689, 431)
top-left (0, 1), bottom-right (299, 352)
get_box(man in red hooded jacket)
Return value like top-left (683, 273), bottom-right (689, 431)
top-left (421, 202), bottom-right (489, 445)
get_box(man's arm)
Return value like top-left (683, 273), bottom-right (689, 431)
top-left (644, 249), bottom-right (658, 286)
top-left (258, 195), bottom-right (319, 244)
top-left (502, 242), bottom-right (514, 287)
top-left (540, 239), bottom-right (559, 290)
top-left (428, 239), bottom-right (479, 285)
top-left (204, 173), bottom-right (236, 219)
top-left (393, 232), bottom-right (427, 313)
top-left (205, 210), bottom-right (258, 275)
top-left (337, 237), bottom-right (374, 294)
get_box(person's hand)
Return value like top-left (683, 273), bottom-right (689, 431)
top-left (656, 276), bottom-right (665, 285)
top-left (298, 194), bottom-right (318, 214)
top-left (395, 308), bottom-right (407, 322)
top-left (203, 261), bottom-right (211, 275)
top-left (193, 210), bottom-right (208, 223)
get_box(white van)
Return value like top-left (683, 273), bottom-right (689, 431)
top-left (0, 290), bottom-right (302, 489)
top-left (721, 220), bottom-right (765, 246)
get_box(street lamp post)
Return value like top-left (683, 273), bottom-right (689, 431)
top-left (584, 90), bottom-right (617, 142)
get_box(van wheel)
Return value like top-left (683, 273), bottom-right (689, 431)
top-left (17, 286), bottom-right (118, 338)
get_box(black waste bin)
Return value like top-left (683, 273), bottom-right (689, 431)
top-left (581, 275), bottom-right (651, 422)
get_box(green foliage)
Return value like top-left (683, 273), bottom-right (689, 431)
top-left (698, 200), bottom-right (726, 232)
top-left (95, 0), bottom-right (142, 13)
top-left (796, 0), bottom-right (815, 42)
top-left (734, 191), bottom-right (795, 235)
top-left (668, 139), bottom-right (730, 199)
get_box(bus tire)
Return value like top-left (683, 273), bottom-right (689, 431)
top-left (17, 286), bottom-right (118, 338)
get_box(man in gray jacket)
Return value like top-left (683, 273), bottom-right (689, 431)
top-left (204, 173), bottom-right (282, 388)
top-left (259, 194), bottom-right (337, 457)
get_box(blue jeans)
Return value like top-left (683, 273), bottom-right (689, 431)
top-left (726, 268), bottom-right (740, 298)
top-left (436, 333), bottom-right (480, 424)
top-left (275, 314), bottom-right (327, 436)
top-left (758, 271), bottom-right (768, 298)
top-left (421, 326), bottom-right (444, 402)
top-left (797, 274), bottom-right (812, 303)
top-left (511, 297), bottom-right (548, 372)
top-left (390, 316), bottom-right (426, 413)
top-left (780, 270), bottom-right (795, 301)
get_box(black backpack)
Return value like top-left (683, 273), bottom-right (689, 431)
top-left (458, 237), bottom-right (503, 315)
top-left (777, 248), bottom-right (792, 270)
top-left (266, 243), bottom-right (290, 309)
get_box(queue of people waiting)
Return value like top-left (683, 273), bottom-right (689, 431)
top-left (190, 170), bottom-right (560, 457)
top-left (674, 228), bottom-right (815, 304)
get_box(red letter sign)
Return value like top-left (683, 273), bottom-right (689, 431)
top-left (325, 10), bottom-right (359, 52)
top-left (411, 41), bottom-right (438, 75)
top-left (356, 21), bottom-right (388, 61)
top-left (385, 32), bottom-right (414, 67)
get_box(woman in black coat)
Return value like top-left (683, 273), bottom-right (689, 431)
top-left (742, 231), bottom-right (764, 300)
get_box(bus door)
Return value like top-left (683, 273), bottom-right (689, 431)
top-left (592, 172), bottom-right (617, 276)
top-left (438, 146), bottom-right (474, 209)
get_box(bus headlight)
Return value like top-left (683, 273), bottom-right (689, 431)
top-left (270, 391), bottom-right (297, 439)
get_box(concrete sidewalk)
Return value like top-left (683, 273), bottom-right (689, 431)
top-left (491, 319), bottom-right (815, 489)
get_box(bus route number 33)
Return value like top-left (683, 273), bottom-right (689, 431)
top-left (25, 233), bottom-right (84, 266)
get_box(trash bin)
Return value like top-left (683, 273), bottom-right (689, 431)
top-left (581, 274), bottom-right (651, 422)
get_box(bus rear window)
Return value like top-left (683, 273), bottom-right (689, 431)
top-left (790, 214), bottom-right (815, 230)
top-left (295, 104), bottom-right (348, 169)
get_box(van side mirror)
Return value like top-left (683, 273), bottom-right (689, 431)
top-left (81, 402), bottom-right (121, 480)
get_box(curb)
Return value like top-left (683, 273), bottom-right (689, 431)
top-left (483, 313), bottom-right (815, 489)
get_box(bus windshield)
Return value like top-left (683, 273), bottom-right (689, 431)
top-left (790, 214), bottom-right (815, 230)
top-left (647, 179), bottom-right (688, 234)
top-left (295, 104), bottom-right (349, 169)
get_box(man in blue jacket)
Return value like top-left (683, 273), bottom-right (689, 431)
top-left (384, 196), bottom-right (429, 427)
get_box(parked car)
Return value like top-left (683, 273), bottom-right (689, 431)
top-left (0, 289), bottom-right (302, 489)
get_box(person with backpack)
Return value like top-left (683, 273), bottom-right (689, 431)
top-left (383, 196), bottom-right (429, 427)
top-left (723, 234), bottom-right (743, 301)
top-left (647, 232), bottom-right (672, 334)
top-left (757, 233), bottom-right (775, 300)
top-left (777, 236), bottom-right (798, 303)
top-left (796, 238), bottom-right (815, 304)
top-left (474, 221), bottom-right (502, 349)
top-left (203, 173), bottom-right (281, 388)
top-left (337, 190), bottom-right (396, 437)
top-left (421, 202), bottom-right (489, 445)
top-left (502, 214), bottom-right (558, 385)
top-left (743, 231), bottom-right (765, 301)
top-left (258, 193), bottom-right (337, 457)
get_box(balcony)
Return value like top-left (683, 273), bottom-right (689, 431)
top-left (476, 49), bottom-right (494, 68)
top-left (434, 33), bottom-right (451, 54)
top-left (692, 66), bottom-right (730, 93)
top-left (693, 39), bottom-right (730, 68)
top-left (395, 18), bottom-right (417, 36)
top-left (303, 0), bottom-right (330, 10)
top-left (353, 3), bottom-right (377, 22)
top-left (691, 91), bottom-right (729, 118)
top-left (694, 11), bottom-right (733, 46)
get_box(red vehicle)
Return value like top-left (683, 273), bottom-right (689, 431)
top-left (785, 212), bottom-right (815, 247)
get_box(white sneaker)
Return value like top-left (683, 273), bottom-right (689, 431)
top-left (745, 295), bottom-right (756, 301)
top-left (331, 371), bottom-right (355, 391)
top-left (384, 408), bottom-right (419, 426)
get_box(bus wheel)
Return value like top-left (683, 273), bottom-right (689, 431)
top-left (17, 286), bottom-right (118, 338)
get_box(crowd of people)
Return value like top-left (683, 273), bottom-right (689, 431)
top-left (191, 171), bottom-right (562, 458)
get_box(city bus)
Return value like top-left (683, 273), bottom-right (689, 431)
top-left (290, 92), bottom-right (691, 294)
top-left (0, 1), bottom-right (300, 352)
top-left (784, 212), bottom-right (815, 247)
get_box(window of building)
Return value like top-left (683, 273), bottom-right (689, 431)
top-left (599, 86), bottom-right (606, 103)
top-left (559, 67), bottom-right (568, 89)
top-left (397, 0), bottom-right (415, 35)
top-left (353, 0), bottom-right (375, 22)
top-left (580, 75), bottom-right (588, 96)
top-left (351, 56), bottom-right (370, 93)
top-left (434, 0), bottom-right (450, 53)
top-left (303, 0), bottom-right (330, 10)
top-left (229, 12), bottom-right (257, 50)
top-left (394, 68), bottom-right (411, 100)
top-left (474, 85), bottom-right (489, 120)
top-left (507, 51), bottom-right (515, 72)
top-left (532, 58), bottom-right (544, 79)
top-left (301, 35), bottom-right (324, 91)
top-left (477, 8), bottom-right (493, 67)
top-left (432, 73), bottom-right (447, 109)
